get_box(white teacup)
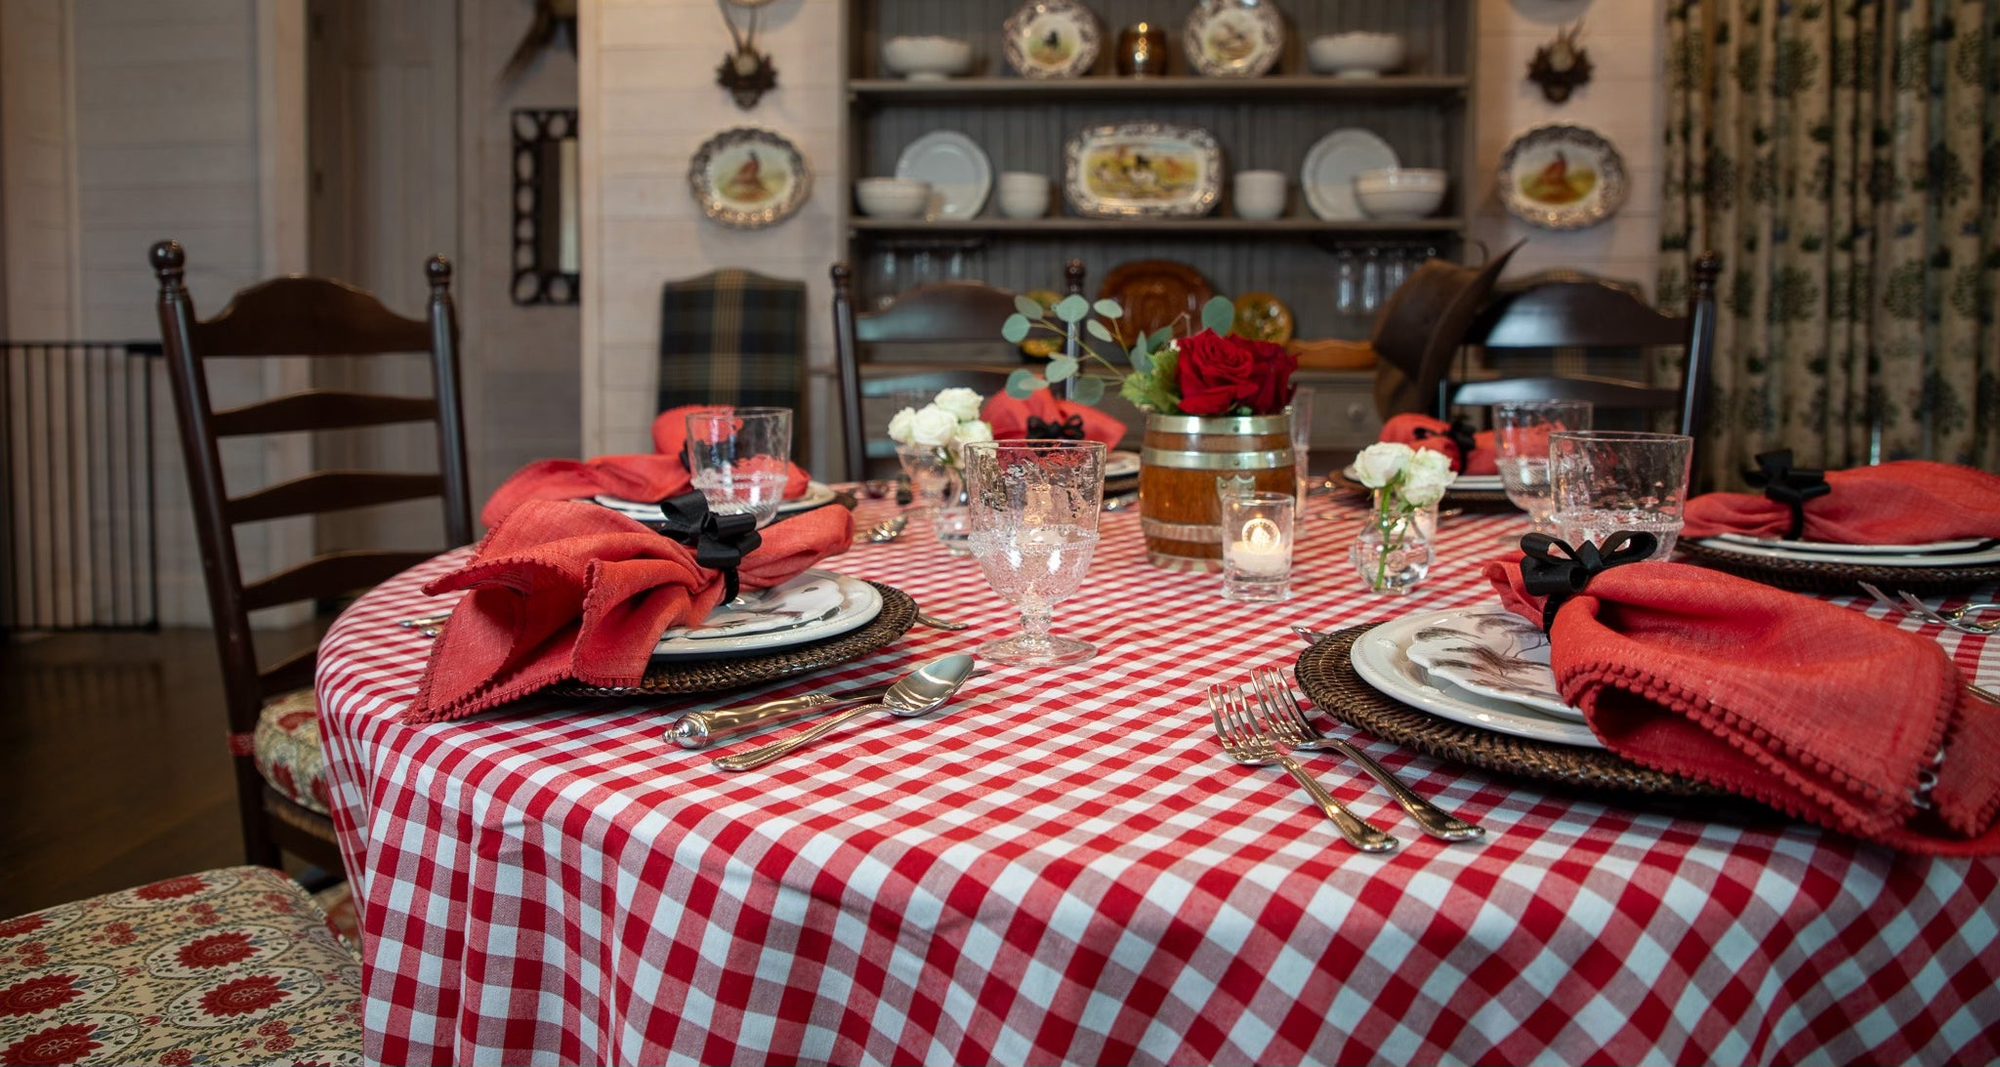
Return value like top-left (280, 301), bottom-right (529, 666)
top-left (997, 172), bottom-right (1052, 219)
top-left (1234, 170), bottom-right (1287, 220)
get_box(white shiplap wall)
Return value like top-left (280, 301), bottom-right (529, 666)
top-left (580, 0), bottom-right (846, 468)
top-left (576, 0), bottom-right (1667, 467)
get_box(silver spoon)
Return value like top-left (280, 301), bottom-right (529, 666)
top-left (711, 653), bottom-right (976, 771)
top-left (854, 514), bottom-right (909, 543)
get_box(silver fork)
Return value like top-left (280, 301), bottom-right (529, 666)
top-left (1251, 667), bottom-right (1484, 842)
top-left (1862, 581), bottom-right (2000, 634)
top-left (1209, 684), bottom-right (1397, 853)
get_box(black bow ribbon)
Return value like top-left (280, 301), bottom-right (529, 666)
top-left (1744, 449), bottom-right (1830, 541)
top-left (1519, 531), bottom-right (1660, 632)
top-left (649, 491), bottom-right (763, 601)
top-left (1411, 417), bottom-right (1480, 473)
top-left (1025, 413), bottom-right (1087, 441)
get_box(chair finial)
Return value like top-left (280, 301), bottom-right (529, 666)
top-left (150, 240), bottom-right (186, 279)
top-left (830, 262), bottom-right (853, 294)
top-left (426, 254), bottom-right (453, 289)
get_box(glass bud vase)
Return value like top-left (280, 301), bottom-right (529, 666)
top-left (933, 467), bottom-right (973, 557)
top-left (1348, 490), bottom-right (1438, 595)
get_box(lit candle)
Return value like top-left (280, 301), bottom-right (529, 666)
top-left (1229, 516), bottom-right (1290, 577)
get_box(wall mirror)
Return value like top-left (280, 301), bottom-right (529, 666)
top-left (512, 108), bottom-right (581, 305)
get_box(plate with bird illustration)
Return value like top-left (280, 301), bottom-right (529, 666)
top-left (1497, 123), bottom-right (1627, 230)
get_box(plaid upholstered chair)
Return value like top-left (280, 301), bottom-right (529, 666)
top-left (656, 268), bottom-right (809, 415)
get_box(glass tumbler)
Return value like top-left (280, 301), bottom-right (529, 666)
top-left (1493, 400), bottom-right (1593, 534)
top-left (1548, 431), bottom-right (1694, 559)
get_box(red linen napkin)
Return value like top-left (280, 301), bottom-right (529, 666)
top-left (1379, 414), bottom-right (1498, 475)
top-left (981, 392), bottom-right (1127, 447)
top-left (1482, 556), bottom-right (2000, 854)
top-left (651, 406), bottom-right (811, 498)
top-left (1682, 460), bottom-right (2000, 543)
top-left (407, 500), bottom-right (853, 724)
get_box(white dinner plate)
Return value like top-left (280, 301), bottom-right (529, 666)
top-left (1350, 611), bottom-right (1603, 748)
top-left (895, 131), bottom-right (993, 220)
top-left (594, 481), bottom-right (839, 522)
top-left (1709, 532), bottom-right (1997, 556)
top-left (1106, 450), bottom-right (1140, 479)
top-left (1403, 607), bottom-right (1583, 720)
top-left (1301, 129), bottom-right (1399, 222)
top-left (652, 570), bottom-right (882, 659)
top-left (1692, 535), bottom-right (2000, 568)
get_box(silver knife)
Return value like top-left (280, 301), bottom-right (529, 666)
top-left (669, 670), bottom-right (990, 749)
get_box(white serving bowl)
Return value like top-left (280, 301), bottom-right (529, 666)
top-left (883, 36), bottom-right (974, 80)
top-left (1355, 168), bottom-right (1446, 219)
top-left (855, 177), bottom-right (933, 219)
top-left (1307, 32), bottom-right (1407, 77)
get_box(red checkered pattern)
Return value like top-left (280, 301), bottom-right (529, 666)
top-left (315, 503), bottom-right (2000, 1066)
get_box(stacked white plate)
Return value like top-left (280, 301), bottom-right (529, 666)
top-left (1349, 607), bottom-right (1603, 748)
top-left (1692, 533), bottom-right (2000, 568)
top-left (651, 570), bottom-right (882, 660)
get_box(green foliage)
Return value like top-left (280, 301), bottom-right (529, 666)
top-left (1092, 299), bottom-right (1122, 318)
top-left (1200, 295), bottom-right (1235, 335)
top-left (1001, 314), bottom-right (1031, 344)
top-left (1005, 369), bottom-right (1044, 399)
top-left (1086, 319), bottom-right (1115, 343)
top-left (1013, 294), bottom-right (1045, 318)
top-left (1046, 355), bottom-right (1079, 382)
top-left (1070, 375), bottom-right (1106, 404)
top-left (1054, 293), bottom-right (1091, 323)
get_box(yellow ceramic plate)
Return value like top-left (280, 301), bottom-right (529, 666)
top-left (1019, 289), bottom-right (1062, 359)
top-left (1232, 292), bottom-right (1294, 345)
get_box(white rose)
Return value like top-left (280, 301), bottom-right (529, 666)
top-left (1401, 469), bottom-right (1450, 508)
top-left (932, 388), bottom-right (984, 423)
top-left (1408, 448), bottom-right (1456, 485)
top-left (953, 419), bottom-right (993, 446)
top-left (887, 406), bottom-right (919, 445)
top-left (908, 404), bottom-right (959, 448)
top-left (1353, 442), bottom-right (1415, 488)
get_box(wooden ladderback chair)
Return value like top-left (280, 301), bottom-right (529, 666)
top-left (1441, 252), bottom-right (1722, 441)
top-left (151, 239), bottom-right (470, 872)
top-left (832, 260), bottom-right (1084, 480)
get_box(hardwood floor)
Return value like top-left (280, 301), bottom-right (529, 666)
top-left (0, 626), bottom-right (315, 917)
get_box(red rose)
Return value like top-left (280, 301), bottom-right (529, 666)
top-left (1174, 330), bottom-right (1296, 416)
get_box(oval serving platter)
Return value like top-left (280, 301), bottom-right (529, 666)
top-left (1064, 122), bottom-right (1222, 219)
top-left (1497, 123), bottom-right (1628, 230)
top-left (688, 127), bottom-right (811, 230)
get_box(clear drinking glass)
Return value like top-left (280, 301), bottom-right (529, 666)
top-left (1287, 387), bottom-right (1314, 525)
top-left (1548, 431), bottom-right (1694, 559)
top-left (684, 406), bottom-right (793, 529)
top-left (894, 443), bottom-right (971, 555)
top-left (961, 440), bottom-right (1107, 667)
top-left (1493, 400), bottom-right (1593, 534)
top-left (1222, 491), bottom-right (1295, 602)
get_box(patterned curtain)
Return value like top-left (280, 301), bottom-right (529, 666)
top-left (1660, 0), bottom-right (1999, 488)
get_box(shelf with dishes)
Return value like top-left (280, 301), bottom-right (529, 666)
top-left (848, 75), bottom-right (1468, 104)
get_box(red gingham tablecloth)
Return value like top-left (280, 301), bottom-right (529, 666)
top-left (315, 501), bottom-right (2000, 1066)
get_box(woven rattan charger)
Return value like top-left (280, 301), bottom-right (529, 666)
top-left (556, 581), bottom-right (917, 696)
top-left (1675, 540), bottom-right (2000, 597)
top-left (1294, 624), bottom-right (1731, 799)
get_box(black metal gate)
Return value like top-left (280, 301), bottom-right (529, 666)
top-left (1, 341), bottom-right (160, 631)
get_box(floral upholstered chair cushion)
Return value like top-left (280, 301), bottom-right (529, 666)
top-left (0, 866), bottom-right (362, 1066)
top-left (252, 689), bottom-right (331, 816)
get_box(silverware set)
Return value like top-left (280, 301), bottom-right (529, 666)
top-left (1209, 669), bottom-right (1486, 852)
top-left (1859, 583), bottom-right (2000, 635)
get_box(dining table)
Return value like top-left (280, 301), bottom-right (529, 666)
top-left (313, 494), bottom-right (2000, 1066)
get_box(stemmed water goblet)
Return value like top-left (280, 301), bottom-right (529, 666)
top-left (1492, 400), bottom-right (1592, 535)
top-left (960, 440), bottom-right (1106, 667)
top-left (684, 407), bottom-right (794, 530)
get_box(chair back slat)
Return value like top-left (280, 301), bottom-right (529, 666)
top-left (211, 390), bottom-right (440, 436)
top-left (238, 549), bottom-right (436, 613)
top-left (258, 646), bottom-right (318, 701)
top-left (226, 471), bottom-right (446, 525)
top-left (185, 276), bottom-right (432, 356)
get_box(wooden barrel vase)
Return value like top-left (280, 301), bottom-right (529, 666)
top-left (1138, 414), bottom-right (1295, 571)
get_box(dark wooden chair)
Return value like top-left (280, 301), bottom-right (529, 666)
top-left (151, 239), bottom-right (470, 873)
top-left (1440, 252), bottom-right (1722, 440)
top-left (832, 260), bottom-right (1084, 480)
top-left (657, 267), bottom-right (808, 414)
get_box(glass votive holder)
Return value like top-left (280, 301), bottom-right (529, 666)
top-left (1222, 491), bottom-right (1295, 602)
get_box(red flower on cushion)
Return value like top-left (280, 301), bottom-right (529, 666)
top-left (158, 1051), bottom-right (193, 1066)
top-left (199, 975), bottom-right (290, 1017)
top-left (98, 923), bottom-right (136, 947)
top-left (0, 917), bottom-right (46, 940)
top-left (1174, 330), bottom-right (1297, 416)
top-left (276, 709), bottom-right (315, 732)
top-left (0, 974), bottom-right (81, 1018)
top-left (135, 874), bottom-right (208, 900)
top-left (2, 1022), bottom-right (100, 1066)
top-left (177, 932), bottom-right (257, 969)
top-left (270, 763), bottom-right (300, 803)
